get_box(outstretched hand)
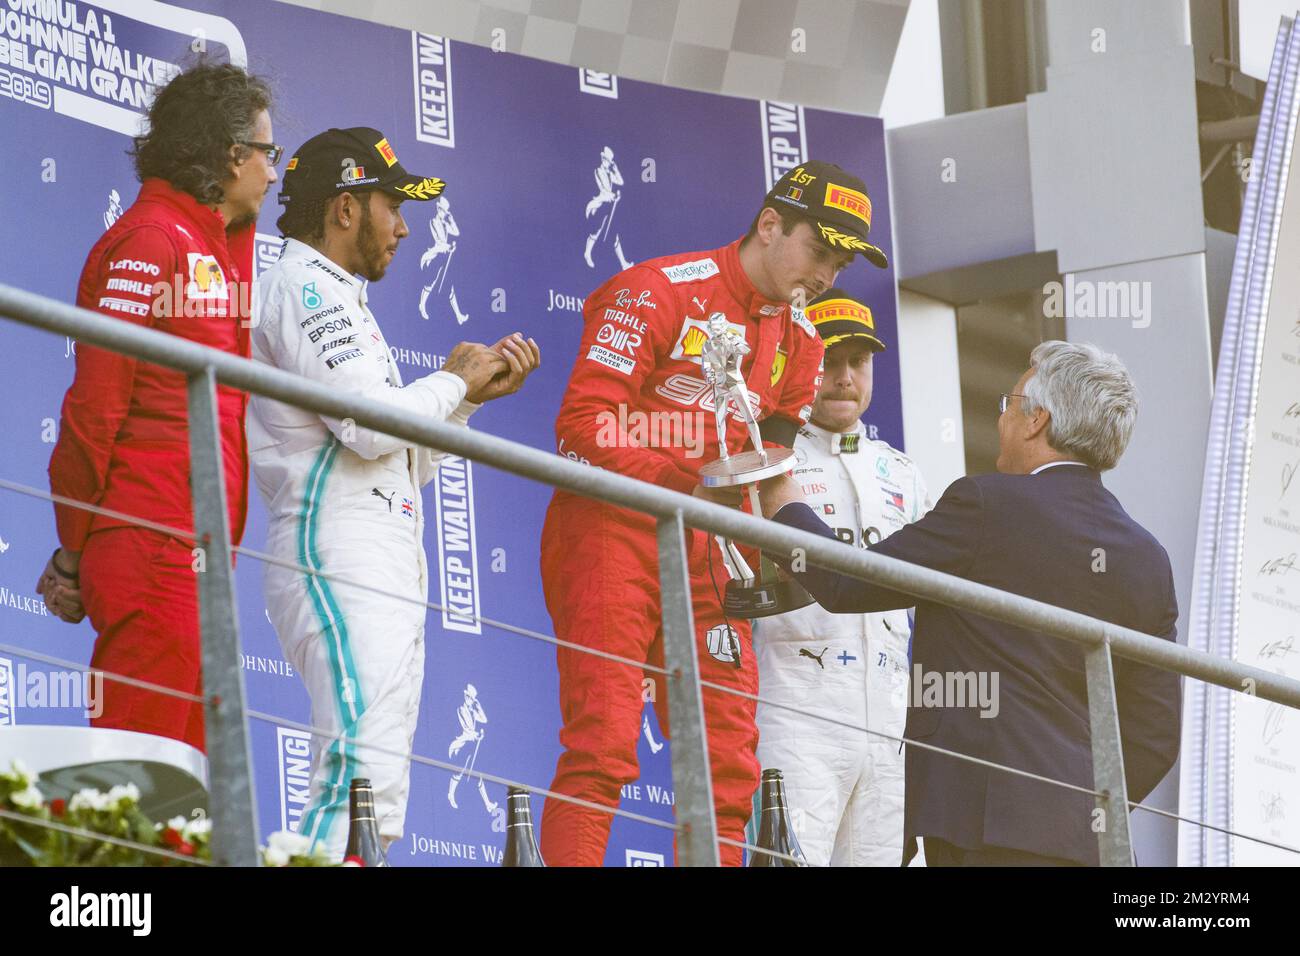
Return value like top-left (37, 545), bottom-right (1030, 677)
top-left (757, 473), bottom-right (804, 518)
top-left (466, 333), bottom-right (541, 404)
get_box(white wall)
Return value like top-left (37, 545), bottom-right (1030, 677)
top-left (880, 0), bottom-right (946, 129)
top-left (1238, 0), bottom-right (1295, 80)
top-left (896, 290), bottom-right (966, 496)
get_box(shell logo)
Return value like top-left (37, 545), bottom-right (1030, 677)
top-left (681, 326), bottom-right (707, 356)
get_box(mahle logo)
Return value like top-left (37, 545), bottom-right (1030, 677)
top-left (302, 282), bottom-right (322, 309)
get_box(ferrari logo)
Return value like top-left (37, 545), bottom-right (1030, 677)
top-left (770, 347), bottom-right (788, 387)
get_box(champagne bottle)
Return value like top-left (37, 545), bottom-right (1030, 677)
top-left (343, 778), bottom-right (389, 867)
top-left (749, 769), bottom-right (807, 867)
top-left (501, 787), bottom-right (545, 867)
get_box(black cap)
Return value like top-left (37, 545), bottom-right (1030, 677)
top-left (766, 160), bottom-right (888, 269)
top-left (805, 288), bottom-right (886, 352)
top-left (279, 127), bottom-right (445, 205)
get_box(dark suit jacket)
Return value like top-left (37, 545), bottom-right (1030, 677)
top-left (773, 465), bottom-right (1182, 866)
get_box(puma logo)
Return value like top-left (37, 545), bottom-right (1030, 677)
top-left (371, 488), bottom-right (396, 511)
top-left (799, 646), bottom-right (829, 669)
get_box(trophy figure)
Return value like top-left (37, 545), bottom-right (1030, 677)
top-left (697, 314), bottom-right (814, 619)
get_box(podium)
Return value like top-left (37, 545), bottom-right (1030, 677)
top-left (3, 725), bottom-right (208, 821)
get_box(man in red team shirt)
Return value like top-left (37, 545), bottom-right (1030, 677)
top-left (35, 63), bottom-right (279, 751)
top-left (541, 161), bottom-right (889, 865)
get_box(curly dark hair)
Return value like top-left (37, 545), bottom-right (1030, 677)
top-left (130, 60), bottom-right (272, 206)
top-left (277, 189), bottom-right (374, 244)
top-left (277, 194), bottom-right (335, 244)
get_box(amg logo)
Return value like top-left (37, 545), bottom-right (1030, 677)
top-left (278, 727), bottom-right (313, 833)
top-left (759, 101), bottom-right (808, 192)
top-left (0, 657), bottom-right (15, 726)
top-left (412, 32), bottom-right (455, 147)
top-left (435, 456), bottom-right (480, 634)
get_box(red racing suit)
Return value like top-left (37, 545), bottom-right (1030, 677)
top-left (540, 238), bottom-right (825, 865)
top-left (49, 178), bottom-right (254, 751)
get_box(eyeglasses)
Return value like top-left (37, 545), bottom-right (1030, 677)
top-left (998, 392), bottom-right (1026, 415)
top-left (238, 140), bottom-right (284, 166)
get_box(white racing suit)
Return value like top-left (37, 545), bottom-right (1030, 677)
top-left (250, 238), bottom-right (478, 860)
top-left (755, 421), bottom-right (930, 866)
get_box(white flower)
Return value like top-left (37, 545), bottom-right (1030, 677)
top-left (264, 845), bottom-right (290, 867)
top-left (106, 783), bottom-right (140, 807)
top-left (268, 830), bottom-right (312, 855)
top-left (262, 829), bottom-right (314, 866)
top-left (167, 815), bottom-right (188, 832)
top-left (183, 818), bottom-right (212, 840)
top-left (4, 758), bottom-right (36, 787)
top-left (69, 788), bottom-right (107, 813)
top-left (9, 785), bottom-right (44, 810)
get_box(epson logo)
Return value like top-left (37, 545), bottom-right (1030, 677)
top-left (0, 656), bottom-right (15, 726)
top-left (435, 456), bottom-right (481, 634)
top-left (308, 317), bottom-right (353, 342)
top-left (759, 101), bottom-right (808, 192)
top-left (278, 727), bottom-right (313, 833)
top-left (412, 32), bottom-right (455, 148)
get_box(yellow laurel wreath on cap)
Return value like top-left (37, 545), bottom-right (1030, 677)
top-left (397, 177), bottom-right (446, 200)
top-left (818, 223), bottom-right (870, 252)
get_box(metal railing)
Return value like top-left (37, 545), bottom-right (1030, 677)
top-left (4, 280), bottom-right (1300, 867)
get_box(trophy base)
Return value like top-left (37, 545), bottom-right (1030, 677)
top-left (723, 575), bottom-right (816, 619)
top-left (698, 447), bottom-right (797, 487)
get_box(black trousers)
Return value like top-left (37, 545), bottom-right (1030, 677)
top-left (923, 837), bottom-right (1084, 867)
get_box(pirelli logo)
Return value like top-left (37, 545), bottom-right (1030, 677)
top-left (806, 297), bottom-right (875, 328)
top-left (825, 183), bottom-right (872, 227)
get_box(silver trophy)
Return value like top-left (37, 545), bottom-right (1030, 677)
top-left (697, 314), bottom-right (814, 619)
